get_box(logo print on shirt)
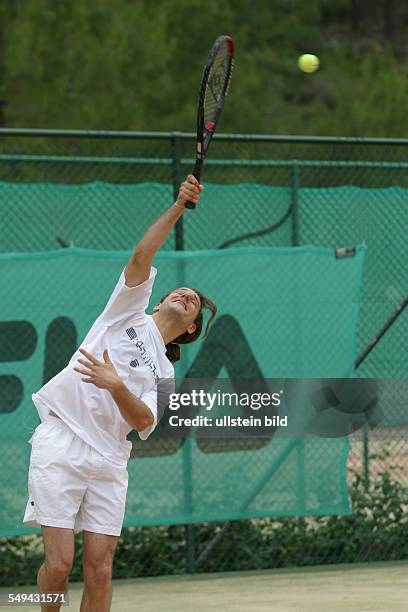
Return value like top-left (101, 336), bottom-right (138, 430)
top-left (126, 327), bottom-right (159, 383)
top-left (126, 328), bottom-right (137, 341)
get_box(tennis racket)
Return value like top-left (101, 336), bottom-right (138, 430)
top-left (186, 35), bottom-right (235, 209)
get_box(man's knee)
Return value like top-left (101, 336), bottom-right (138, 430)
top-left (84, 561), bottom-right (112, 589)
top-left (40, 526), bottom-right (75, 585)
top-left (44, 557), bottom-right (73, 583)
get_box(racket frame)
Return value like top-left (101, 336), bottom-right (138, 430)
top-left (186, 35), bottom-right (235, 209)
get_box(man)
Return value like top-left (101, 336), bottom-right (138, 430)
top-left (23, 175), bottom-right (216, 611)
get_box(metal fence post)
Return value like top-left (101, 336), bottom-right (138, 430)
top-left (363, 425), bottom-right (370, 488)
top-left (291, 163), bottom-right (300, 246)
top-left (296, 439), bottom-right (306, 514)
top-left (171, 131), bottom-right (184, 251)
top-left (183, 445), bottom-right (196, 574)
top-left (171, 131), bottom-right (195, 572)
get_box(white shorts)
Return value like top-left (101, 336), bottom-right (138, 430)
top-left (23, 415), bottom-right (128, 537)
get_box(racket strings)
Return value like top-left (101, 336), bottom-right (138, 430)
top-left (204, 43), bottom-right (232, 125)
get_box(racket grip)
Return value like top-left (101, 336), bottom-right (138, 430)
top-left (185, 163), bottom-right (202, 210)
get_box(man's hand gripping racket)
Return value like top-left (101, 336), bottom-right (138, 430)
top-left (176, 175), bottom-right (204, 209)
top-left (186, 35), bottom-right (235, 209)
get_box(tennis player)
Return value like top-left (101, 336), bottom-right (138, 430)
top-left (23, 175), bottom-right (216, 612)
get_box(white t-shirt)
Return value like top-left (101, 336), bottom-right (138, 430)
top-left (32, 266), bottom-right (174, 466)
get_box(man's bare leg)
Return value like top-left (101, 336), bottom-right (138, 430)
top-left (80, 531), bottom-right (119, 612)
top-left (37, 526), bottom-right (74, 611)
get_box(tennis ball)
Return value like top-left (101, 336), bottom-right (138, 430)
top-left (298, 54), bottom-right (319, 73)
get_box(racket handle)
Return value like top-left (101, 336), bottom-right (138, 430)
top-left (185, 162), bottom-right (202, 210)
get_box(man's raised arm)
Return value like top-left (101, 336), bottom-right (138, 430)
top-left (124, 175), bottom-right (203, 287)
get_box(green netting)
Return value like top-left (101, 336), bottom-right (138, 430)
top-left (0, 246), bottom-right (365, 535)
top-left (0, 181), bottom-right (293, 252)
top-left (1, 179), bottom-right (404, 377)
top-left (0, 181), bottom-right (175, 252)
top-left (299, 186), bottom-right (407, 376)
top-left (3, 179), bottom-right (403, 424)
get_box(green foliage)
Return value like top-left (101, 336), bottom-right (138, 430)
top-left (2, 0), bottom-right (408, 135)
top-left (1, 472), bottom-right (407, 587)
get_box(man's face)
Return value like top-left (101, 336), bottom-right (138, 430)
top-left (166, 287), bottom-right (201, 317)
top-left (156, 287), bottom-right (201, 327)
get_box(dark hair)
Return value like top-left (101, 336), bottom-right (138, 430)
top-left (158, 288), bottom-right (217, 363)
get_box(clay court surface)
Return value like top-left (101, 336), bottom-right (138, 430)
top-left (1, 561), bottom-right (406, 612)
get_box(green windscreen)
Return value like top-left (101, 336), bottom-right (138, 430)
top-left (0, 179), bottom-right (404, 380)
top-left (0, 246), bottom-right (365, 535)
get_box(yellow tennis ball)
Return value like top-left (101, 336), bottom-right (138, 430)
top-left (298, 54), bottom-right (320, 73)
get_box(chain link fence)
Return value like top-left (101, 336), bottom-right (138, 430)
top-left (0, 129), bottom-right (407, 584)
